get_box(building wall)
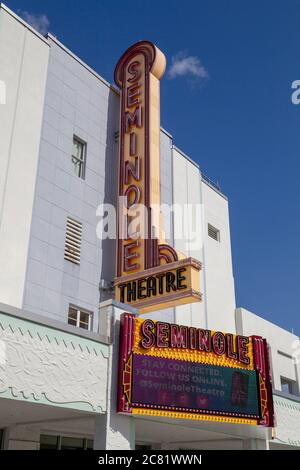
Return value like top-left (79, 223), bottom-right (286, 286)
top-left (272, 394), bottom-right (300, 448)
top-left (0, 6), bottom-right (49, 308)
top-left (22, 36), bottom-right (119, 331)
top-left (140, 144), bottom-right (236, 330)
top-left (0, 302), bottom-right (109, 414)
top-left (160, 129), bottom-right (174, 245)
top-left (236, 307), bottom-right (300, 393)
top-left (236, 308), bottom-right (300, 449)
top-left (201, 180), bottom-right (236, 333)
top-left (172, 146), bottom-right (206, 328)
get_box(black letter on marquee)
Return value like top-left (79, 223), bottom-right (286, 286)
top-left (177, 268), bottom-right (187, 290)
top-left (118, 283), bottom-right (126, 303)
top-left (137, 278), bottom-right (147, 299)
top-left (166, 272), bottom-right (177, 292)
top-left (146, 276), bottom-right (157, 297)
top-left (126, 281), bottom-right (137, 302)
top-left (156, 273), bottom-right (165, 295)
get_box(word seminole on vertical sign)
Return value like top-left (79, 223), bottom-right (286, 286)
top-left (114, 41), bottom-right (201, 313)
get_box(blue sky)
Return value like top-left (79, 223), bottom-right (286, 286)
top-left (5, 0), bottom-right (300, 335)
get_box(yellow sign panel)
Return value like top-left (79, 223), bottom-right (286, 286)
top-left (114, 41), bottom-right (202, 313)
top-left (115, 258), bottom-right (201, 313)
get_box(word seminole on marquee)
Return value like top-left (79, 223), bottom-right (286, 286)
top-left (140, 319), bottom-right (251, 364)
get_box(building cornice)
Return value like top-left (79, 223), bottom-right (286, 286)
top-left (0, 3), bottom-right (49, 45)
top-left (0, 302), bottom-right (109, 344)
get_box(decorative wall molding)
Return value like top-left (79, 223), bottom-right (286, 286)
top-left (0, 311), bottom-right (109, 413)
top-left (273, 394), bottom-right (300, 447)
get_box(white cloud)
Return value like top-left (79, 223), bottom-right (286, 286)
top-left (168, 51), bottom-right (208, 82)
top-left (20, 11), bottom-right (50, 36)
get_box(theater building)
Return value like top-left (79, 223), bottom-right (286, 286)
top-left (0, 3), bottom-right (299, 450)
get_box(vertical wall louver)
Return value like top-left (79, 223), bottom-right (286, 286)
top-left (208, 223), bottom-right (220, 242)
top-left (64, 217), bottom-right (82, 264)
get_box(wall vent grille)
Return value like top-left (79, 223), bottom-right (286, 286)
top-left (64, 217), bottom-right (82, 264)
top-left (208, 223), bottom-right (220, 242)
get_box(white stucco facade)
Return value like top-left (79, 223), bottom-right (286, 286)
top-left (0, 3), bottom-right (299, 450)
top-left (0, 6), bottom-right (49, 308)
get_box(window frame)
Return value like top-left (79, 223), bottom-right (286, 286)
top-left (280, 376), bottom-right (296, 395)
top-left (0, 429), bottom-right (4, 450)
top-left (72, 135), bottom-right (87, 180)
top-left (68, 305), bottom-right (93, 331)
top-left (40, 433), bottom-right (93, 450)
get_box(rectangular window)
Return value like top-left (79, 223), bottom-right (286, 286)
top-left (136, 444), bottom-right (152, 450)
top-left (280, 377), bottom-right (296, 395)
top-left (208, 223), bottom-right (220, 242)
top-left (72, 136), bottom-right (86, 179)
top-left (86, 439), bottom-right (93, 450)
top-left (68, 305), bottom-right (92, 331)
top-left (40, 434), bottom-right (93, 450)
top-left (64, 217), bottom-right (82, 265)
top-left (39, 434), bottom-right (59, 450)
top-left (60, 436), bottom-right (85, 450)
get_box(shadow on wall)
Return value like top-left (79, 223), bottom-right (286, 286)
top-left (99, 88), bottom-right (120, 302)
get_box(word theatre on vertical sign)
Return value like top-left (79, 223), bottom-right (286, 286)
top-left (113, 41), bottom-right (202, 313)
top-left (117, 313), bottom-right (275, 426)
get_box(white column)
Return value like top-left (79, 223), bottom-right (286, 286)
top-left (95, 301), bottom-right (137, 450)
top-left (242, 438), bottom-right (269, 450)
top-left (94, 413), bottom-right (135, 450)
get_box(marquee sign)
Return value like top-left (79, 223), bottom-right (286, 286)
top-left (117, 313), bottom-right (274, 426)
top-left (113, 41), bottom-right (201, 313)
